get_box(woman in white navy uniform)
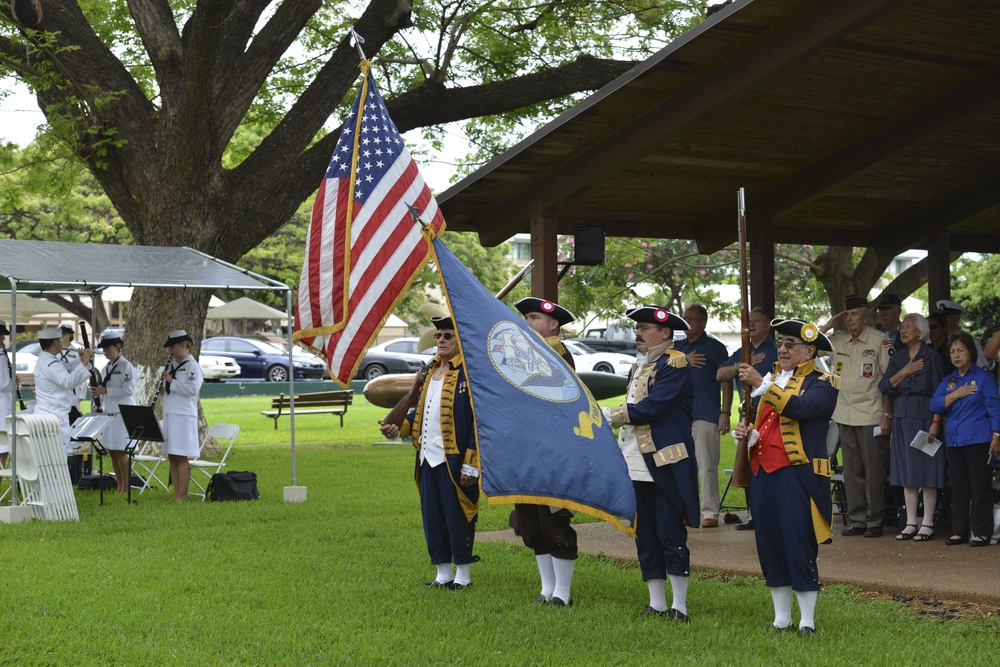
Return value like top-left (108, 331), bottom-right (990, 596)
top-left (0, 319), bottom-right (13, 468)
top-left (89, 332), bottom-right (136, 494)
top-left (160, 329), bottom-right (203, 502)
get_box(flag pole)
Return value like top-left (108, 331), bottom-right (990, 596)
top-left (348, 27), bottom-right (367, 60)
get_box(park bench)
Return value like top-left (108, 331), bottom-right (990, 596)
top-left (260, 390), bottom-right (353, 429)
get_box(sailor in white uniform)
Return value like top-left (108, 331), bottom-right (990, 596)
top-left (160, 329), bottom-right (204, 501)
top-left (33, 327), bottom-right (94, 455)
top-left (90, 332), bottom-right (136, 494)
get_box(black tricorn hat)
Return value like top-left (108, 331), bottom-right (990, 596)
top-left (513, 297), bottom-right (575, 327)
top-left (431, 316), bottom-right (454, 331)
top-left (771, 318), bottom-right (833, 352)
top-left (625, 306), bottom-right (689, 331)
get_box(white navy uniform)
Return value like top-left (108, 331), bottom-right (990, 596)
top-left (57, 347), bottom-right (89, 407)
top-left (161, 354), bottom-right (204, 457)
top-left (34, 350), bottom-right (93, 454)
top-left (0, 353), bottom-right (11, 455)
top-left (100, 356), bottom-right (137, 451)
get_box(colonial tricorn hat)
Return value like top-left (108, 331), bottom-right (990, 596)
top-left (163, 329), bottom-right (193, 347)
top-left (98, 332), bottom-right (124, 348)
top-left (771, 318), bottom-right (833, 352)
top-left (430, 316), bottom-right (454, 331)
top-left (625, 306), bottom-right (689, 331)
top-left (513, 297), bottom-right (575, 327)
top-left (843, 294), bottom-right (868, 310)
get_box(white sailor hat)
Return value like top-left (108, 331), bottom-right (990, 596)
top-left (59, 324), bottom-right (75, 335)
top-left (625, 305), bottom-right (689, 330)
top-left (163, 329), bottom-right (193, 347)
top-left (936, 299), bottom-right (966, 315)
top-left (37, 326), bottom-right (63, 340)
top-left (513, 297), bottom-right (575, 327)
top-left (98, 331), bottom-right (124, 348)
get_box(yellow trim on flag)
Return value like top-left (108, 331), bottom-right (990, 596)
top-left (489, 494), bottom-right (636, 536)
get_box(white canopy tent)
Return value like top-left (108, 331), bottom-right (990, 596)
top-left (0, 239), bottom-right (303, 519)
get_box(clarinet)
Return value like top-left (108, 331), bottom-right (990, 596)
top-left (149, 354), bottom-right (173, 409)
top-left (78, 321), bottom-right (104, 413)
top-left (0, 339), bottom-right (28, 411)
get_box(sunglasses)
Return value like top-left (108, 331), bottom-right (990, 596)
top-left (433, 332), bottom-right (455, 341)
top-left (777, 340), bottom-right (810, 350)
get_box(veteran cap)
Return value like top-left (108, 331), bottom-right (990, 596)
top-left (625, 306), bottom-right (689, 331)
top-left (37, 326), bottom-right (63, 340)
top-left (876, 292), bottom-right (901, 309)
top-left (513, 297), bottom-right (575, 327)
top-left (163, 329), bottom-right (193, 347)
top-left (431, 316), bottom-right (454, 331)
top-left (771, 318), bottom-right (833, 352)
top-left (843, 294), bottom-right (868, 310)
top-left (936, 299), bottom-right (966, 315)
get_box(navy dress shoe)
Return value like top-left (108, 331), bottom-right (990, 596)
top-left (735, 520), bottom-right (755, 531)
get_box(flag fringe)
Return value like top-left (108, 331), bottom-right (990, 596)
top-left (487, 494), bottom-right (636, 536)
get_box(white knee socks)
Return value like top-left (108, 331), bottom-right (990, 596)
top-left (536, 554), bottom-right (555, 599)
top-left (551, 556), bottom-right (575, 603)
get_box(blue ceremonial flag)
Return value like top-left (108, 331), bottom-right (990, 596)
top-left (426, 231), bottom-right (636, 534)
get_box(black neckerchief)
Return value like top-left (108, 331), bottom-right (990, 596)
top-left (165, 359), bottom-right (189, 394)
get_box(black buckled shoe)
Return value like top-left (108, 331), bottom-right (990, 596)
top-left (425, 580), bottom-right (453, 588)
top-left (841, 525), bottom-right (866, 536)
top-left (666, 608), bottom-right (690, 623)
top-left (640, 606), bottom-right (667, 617)
top-left (798, 626), bottom-right (816, 637)
top-left (549, 596), bottom-right (572, 607)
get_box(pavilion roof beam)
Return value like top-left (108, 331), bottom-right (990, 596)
top-left (471, 0), bottom-right (905, 246)
top-left (695, 61), bottom-right (1000, 253)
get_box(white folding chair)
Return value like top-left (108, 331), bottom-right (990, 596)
top-left (188, 423), bottom-right (239, 500)
top-left (131, 440), bottom-right (168, 493)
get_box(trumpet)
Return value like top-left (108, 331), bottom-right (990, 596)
top-left (149, 353), bottom-right (173, 409)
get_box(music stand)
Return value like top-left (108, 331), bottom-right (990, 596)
top-left (119, 405), bottom-right (165, 505)
top-left (70, 413), bottom-right (114, 506)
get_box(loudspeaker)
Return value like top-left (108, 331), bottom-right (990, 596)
top-left (574, 226), bottom-right (605, 266)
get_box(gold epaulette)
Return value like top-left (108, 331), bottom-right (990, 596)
top-left (818, 371), bottom-right (841, 391)
top-left (666, 350), bottom-right (687, 368)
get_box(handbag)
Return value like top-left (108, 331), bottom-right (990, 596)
top-left (207, 471), bottom-right (260, 501)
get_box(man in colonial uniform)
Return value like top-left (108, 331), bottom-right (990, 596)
top-left (512, 297), bottom-right (578, 606)
top-left (733, 318), bottom-right (839, 637)
top-left (605, 306), bottom-right (699, 621)
top-left (380, 316), bottom-right (480, 590)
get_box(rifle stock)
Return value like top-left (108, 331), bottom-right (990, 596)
top-left (732, 188), bottom-right (751, 489)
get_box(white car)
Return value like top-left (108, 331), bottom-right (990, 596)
top-left (563, 340), bottom-right (635, 376)
top-left (200, 354), bottom-right (241, 381)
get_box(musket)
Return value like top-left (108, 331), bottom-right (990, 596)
top-left (378, 259), bottom-right (536, 430)
top-left (732, 188), bottom-right (752, 489)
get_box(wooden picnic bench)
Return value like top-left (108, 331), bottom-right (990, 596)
top-left (260, 390), bottom-right (353, 429)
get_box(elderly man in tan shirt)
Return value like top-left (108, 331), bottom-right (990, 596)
top-left (821, 295), bottom-right (894, 538)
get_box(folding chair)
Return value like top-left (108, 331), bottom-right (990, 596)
top-left (188, 423), bottom-right (239, 500)
top-left (827, 422), bottom-right (849, 526)
top-left (131, 440), bottom-right (168, 493)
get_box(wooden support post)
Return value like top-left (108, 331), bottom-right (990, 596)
top-left (926, 231), bottom-right (951, 310)
top-left (749, 221), bottom-right (776, 318)
top-left (529, 204), bottom-right (559, 301)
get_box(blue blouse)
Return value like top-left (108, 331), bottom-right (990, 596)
top-left (929, 364), bottom-right (1000, 447)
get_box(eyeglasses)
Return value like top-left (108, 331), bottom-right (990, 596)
top-left (433, 332), bottom-right (455, 341)
top-left (634, 325), bottom-right (663, 333)
top-left (777, 340), bottom-right (810, 350)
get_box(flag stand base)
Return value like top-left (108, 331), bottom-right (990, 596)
top-left (283, 486), bottom-right (307, 503)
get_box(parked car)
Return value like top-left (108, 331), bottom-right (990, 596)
top-left (356, 339), bottom-right (430, 381)
top-left (566, 321), bottom-right (638, 356)
top-left (563, 340), bottom-right (635, 376)
top-left (371, 337), bottom-right (435, 357)
top-left (201, 336), bottom-right (326, 382)
top-left (199, 354), bottom-right (241, 382)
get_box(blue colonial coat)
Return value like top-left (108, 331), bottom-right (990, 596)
top-left (401, 353), bottom-right (480, 521)
top-left (749, 359), bottom-right (839, 543)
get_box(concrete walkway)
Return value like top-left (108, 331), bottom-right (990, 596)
top-left (479, 519), bottom-right (1000, 606)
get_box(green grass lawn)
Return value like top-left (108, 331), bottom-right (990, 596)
top-left (1, 397), bottom-right (996, 665)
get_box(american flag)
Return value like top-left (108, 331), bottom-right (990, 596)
top-left (293, 64), bottom-right (445, 386)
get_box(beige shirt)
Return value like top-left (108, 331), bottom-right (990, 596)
top-left (827, 325), bottom-right (892, 426)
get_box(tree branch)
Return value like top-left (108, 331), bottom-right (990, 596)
top-left (124, 0), bottom-right (182, 85)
